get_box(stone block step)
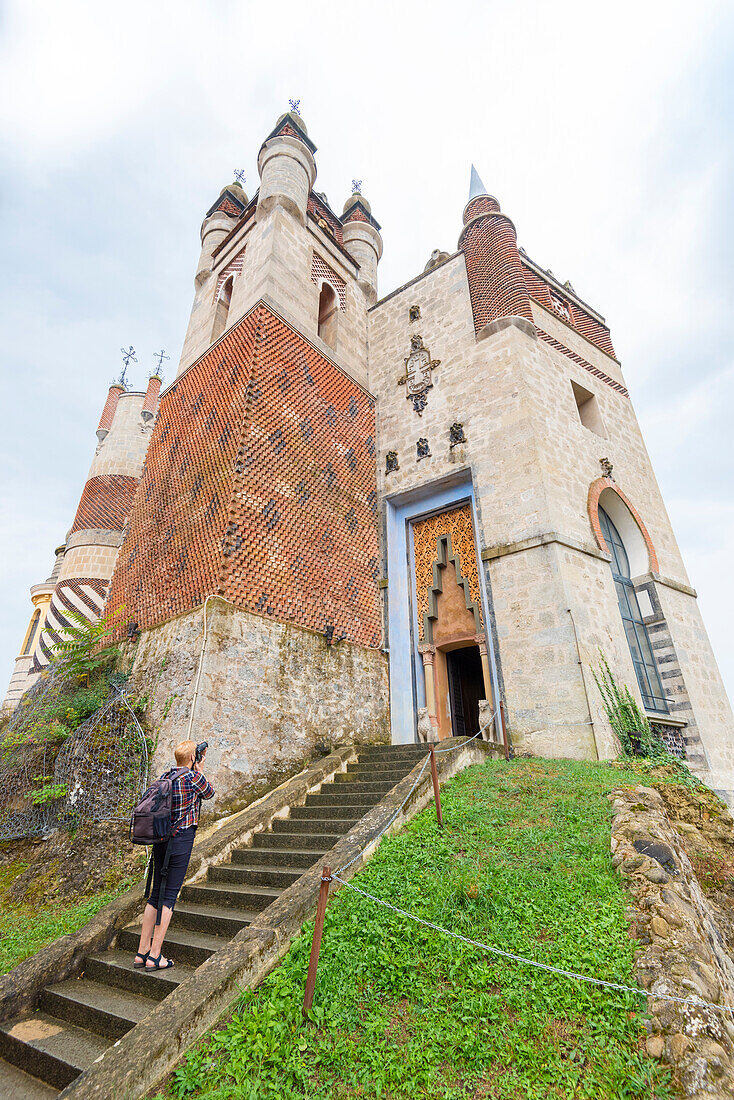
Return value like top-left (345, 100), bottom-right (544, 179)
top-left (208, 863), bottom-right (303, 889)
top-left (181, 880), bottom-right (280, 911)
top-left (118, 925), bottom-right (230, 969)
top-left (0, 1011), bottom-right (108, 1091)
top-left (253, 830), bottom-right (342, 850)
top-left (171, 901), bottom-right (257, 938)
top-left (0, 1058), bottom-right (57, 1099)
top-left (39, 977), bottom-right (154, 1042)
top-left (83, 950), bottom-right (192, 1001)
top-left (305, 791), bottom-right (379, 808)
top-left (271, 816), bottom-right (359, 835)
top-left (231, 846), bottom-right (325, 869)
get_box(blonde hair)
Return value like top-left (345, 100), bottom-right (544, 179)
top-left (174, 740), bottom-right (196, 767)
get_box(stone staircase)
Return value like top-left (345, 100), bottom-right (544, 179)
top-left (0, 743), bottom-right (428, 1098)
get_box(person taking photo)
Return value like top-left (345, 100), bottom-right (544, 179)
top-left (134, 739), bottom-right (214, 970)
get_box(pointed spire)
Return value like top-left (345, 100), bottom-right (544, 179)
top-left (469, 164), bottom-right (488, 201)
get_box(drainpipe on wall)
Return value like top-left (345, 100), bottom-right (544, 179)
top-left (186, 595), bottom-right (236, 741)
top-left (566, 606), bottom-right (600, 761)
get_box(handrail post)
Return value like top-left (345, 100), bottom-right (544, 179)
top-left (303, 865), bottom-right (331, 1016)
top-left (429, 744), bottom-right (443, 827)
top-left (499, 700), bottom-right (510, 761)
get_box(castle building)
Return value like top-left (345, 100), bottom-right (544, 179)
top-left (5, 112), bottom-right (734, 806)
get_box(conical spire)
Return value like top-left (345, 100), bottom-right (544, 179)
top-left (469, 164), bottom-right (488, 200)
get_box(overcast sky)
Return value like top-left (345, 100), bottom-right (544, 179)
top-left (1, 1), bottom-right (732, 710)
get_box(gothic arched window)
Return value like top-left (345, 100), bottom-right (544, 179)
top-left (599, 505), bottom-right (667, 714)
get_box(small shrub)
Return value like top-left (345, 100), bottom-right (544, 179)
top-left (27, 781), bottom-right (68, 806)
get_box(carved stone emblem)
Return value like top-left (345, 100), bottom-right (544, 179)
top-left (416, 438), bottom-right (431, 461)
top-left (600, 457), bottom-right (614, 479)
top-left (409, 305), bottom-right (421, 323)
top-left (397, 334), bottom-right (440, 415)
top-left (449, 422), bottom-right (466, 447)
top-left (385, 451), bottom-right (399, 474)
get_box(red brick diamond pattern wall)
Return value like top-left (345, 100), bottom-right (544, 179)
top-left (71, 475), bottom-right (140, 533)
top-left (106, 306), bottom-right (381, 649)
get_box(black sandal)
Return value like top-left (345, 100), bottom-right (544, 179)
top-left (146, 954), bottom-right (174, 970)
top-left (133, 952), bottom-right (149, 969)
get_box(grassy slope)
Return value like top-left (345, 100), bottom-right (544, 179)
top-left (158, 758), bottom-right (675, 1100)
top-left (0, 857), bottom-right (143, 974)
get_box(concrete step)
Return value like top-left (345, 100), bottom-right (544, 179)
top-left (118, 925), bottom-right (230, 969)
top-left (231, 846), bottom-right (325, 869)
top-left (350, 759), bottom-right (424, 773)
top-left (329, 778), bottom-right (396, 793)
top-left (253, 830), bottom-right (342, 851)
top-left (355, 753), bottom-right (426, 765)
top-left (181, 880), bottom-right (281, 911)
top-left (0, 1011), bottom-right (108, 1091)
top-left (290, 804), bottom-right (372, 820)
top-left (305, 791), bottom-right (379, 808)
top-left (83, 950), bottom-right (192, 1001)
top-left (344, 767), bottom-right (412, 782)
top-left (171, 901), bottom-right (257, 938)
top-left (38, 977), bottom-right (154, 1042)
top-left (209, 863), bottom-right (302, 889)
top-left (356, 745), bottom-right (425, 757)
top-left (271, 816), bottom-right (359, 835)
top-left (0, 1058), bottom-right (57, 1099)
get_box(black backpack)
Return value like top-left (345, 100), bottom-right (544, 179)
top-left (130, 767), bottom-right (187, 845)
top-left (130, 768), bottom-right (188, 924)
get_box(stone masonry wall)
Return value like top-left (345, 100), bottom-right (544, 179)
top-left (125, 598), bottom-right (389, 808)
top-left (369, 253), bottom-right (733, 781)
top-left (611, 784), bottom-right (734, 1097)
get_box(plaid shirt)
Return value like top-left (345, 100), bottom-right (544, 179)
top-left (165, 767), bottom-right (215, 831)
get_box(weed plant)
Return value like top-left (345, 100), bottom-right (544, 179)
top-left (160, 758), bottom-right (673, 1100)
top-left (0, 862), bottom-right (142, 973)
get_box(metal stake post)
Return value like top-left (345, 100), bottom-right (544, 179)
top-left (429, 744), bottom-right (443, 827)
top-left (303, 865), bottom-right (331, 1016)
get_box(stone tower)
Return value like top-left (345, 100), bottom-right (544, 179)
top-left (2, 374), bottom-right (160, 708)
top-left (5, 118), bottom-right (733, 807)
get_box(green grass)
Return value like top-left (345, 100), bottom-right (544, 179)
top-left (0, 861), bottom-right (142, 973)
top-left (158, 758), bottom-right (674, 1100)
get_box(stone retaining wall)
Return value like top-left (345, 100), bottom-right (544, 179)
top-left (611, 785), bottom-right (734, 1097)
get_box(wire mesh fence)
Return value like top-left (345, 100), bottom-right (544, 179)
top-left (54, 694), bottom-right (148, 826)
top-left (0, 669), bottom-right (149, 840)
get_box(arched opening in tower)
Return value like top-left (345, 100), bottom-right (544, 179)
top-left (212, 275), bottom-right (234, 342)
top-left (317, 282), bottom-right (338, 349)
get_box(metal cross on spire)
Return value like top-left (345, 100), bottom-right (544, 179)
top-left (153, 349), bottom-right (169, 375)
top-left (233, 169), bottom-right (246, 187)
top-left (288, 99), bottom-right (301, 114)
top-left (351, 179), bottom-right (362, 194)
top-left (118, 346), bottom-right (137, 388)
